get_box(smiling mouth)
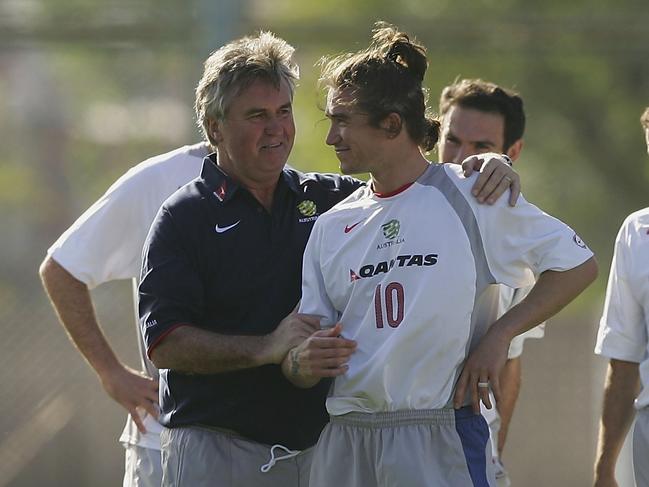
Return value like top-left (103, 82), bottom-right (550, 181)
top-left (261, 142), bottom-right (282, 150)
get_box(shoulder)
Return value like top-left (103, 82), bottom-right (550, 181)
top-left (616, 207), bottom-right (649, 249)
top-left (112, 142), bottom-right (209, 192)
top-left (417, 162), bottom-right (475, 193)
top-left (285, 167), bottom-right (365, 195)
top-left (621, 207), bottom-right (649, 234)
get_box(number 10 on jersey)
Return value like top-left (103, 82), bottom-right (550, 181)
top-left (374, 282), bottom-right (404, 328)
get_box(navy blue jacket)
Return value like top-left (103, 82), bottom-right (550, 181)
top-left (139, 156), bottom-right (362, 449)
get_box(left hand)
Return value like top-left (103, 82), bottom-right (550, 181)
top-left (462, 153), bottom-right (521, 206)
top-left (453, 327), bottom-right (511, 414)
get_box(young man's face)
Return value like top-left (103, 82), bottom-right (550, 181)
top-left (210, 78), bottom-right (295, 185)
top-left (438, 105), bottom-right (509, 164)
top-left (325, 88), bottom-right (388, 175)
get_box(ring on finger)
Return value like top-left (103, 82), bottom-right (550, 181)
top-left (477, 381), bottom-right (490, 388)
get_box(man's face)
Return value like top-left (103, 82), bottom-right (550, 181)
top-left (438, 105), bottom-right (507, 164)
top-left (212, 78), bottom-right (295, 184)
top-left (325, 88), bottom-right (387, 175)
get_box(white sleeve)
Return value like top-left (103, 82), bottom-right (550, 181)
top-left (473, 191), bottom-right (594, 289)
top-left (48, 170), bottom-right (157, 289)
top-left (595, 219), bottom-right (647, 362)
top-left (298, 219), bottom-right (338, 327)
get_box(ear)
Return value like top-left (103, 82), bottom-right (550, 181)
top-left (506, 139), bottom-right (523, 162)
top-left (207, 118), bottom-right (223, 145)
top-left (380, 113), bottom-right (403, 139)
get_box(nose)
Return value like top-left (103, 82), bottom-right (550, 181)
top-left (451, 145), bottom-right (469, 165)
top-left (264, 115), bottom-right (283, 135)
top-left (326, 124), bottom-right (340, 146)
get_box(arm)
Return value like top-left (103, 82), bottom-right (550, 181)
top-left (496, 356), bottom-right (522, 457)
top-left (454, 257), bottom-right (598, 412)
top-left (39, 256), bottom-right (158, 433)
top-left (593, 359), bottom-right (640, 487)
top-left (461, 153), bottom-right (521, 206)
top-left (139, 203), bottom-right (322, 374)
top-left (149, 310), bottom-right (320, 374)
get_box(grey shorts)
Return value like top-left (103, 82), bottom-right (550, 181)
top-left (160, 426), bottom-right (313, 487)
top-left (634, 408), bottom-right (649, 487)
top-left (123, 444), bottom-right (162, 487)
top-left (309, 408), bottom-right (495, 487)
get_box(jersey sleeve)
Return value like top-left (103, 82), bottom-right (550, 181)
top-left (139, 205), bottom-right (204, 357)
top-left (470, 187), bottom-right (594, 289)
top-left (595, 218), bottom-right (647, 362)
top-left (298, 218), bottom-right (338, 327)
top-left (47, 168), bottom-right (155, 288)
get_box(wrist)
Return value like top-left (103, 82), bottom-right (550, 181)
top-left (257, 333), bottom-right (282, 366)
top-left (95, 357), bottom-right (128, 381)
top-left (594, 456), bottom-right (617, 477)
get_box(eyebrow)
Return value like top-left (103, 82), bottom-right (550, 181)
top-left (446, 129), bottom-right (497, 147)
top-left (244, 102), bottom-right (292, 117)
top-left (325, 108), bottom-right (351, 120)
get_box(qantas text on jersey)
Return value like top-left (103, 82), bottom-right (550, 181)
top-left (350, 253), bottom-right (438, 280)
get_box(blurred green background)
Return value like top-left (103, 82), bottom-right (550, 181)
top-left (1, 0), bottom-right (647, 485)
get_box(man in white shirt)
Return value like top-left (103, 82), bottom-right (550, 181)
top-left (39, 142), bottom-right (210, 487)
top-left (283, 23), bottom-right (598, 487)
top-left (594, 106), bottom-right (649, 487)
top-left (438, 78), bottom-right (546, 486)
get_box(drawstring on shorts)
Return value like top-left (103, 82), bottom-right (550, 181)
top-left (260, 444), bottom-right (300, 473)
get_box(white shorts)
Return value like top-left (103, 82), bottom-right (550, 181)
top-left (310, 408), bottom-right (495, 487)
top-left (123, 444), bottom-right (162, 487)
top-left (160, 426), bottom-right (313, 487)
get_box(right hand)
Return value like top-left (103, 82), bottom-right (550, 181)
top-left (264, 309), bottom-right (321, 365)
top-left (462, 153), bottom-right (521, 206)
top-left (286, 323), bottom-right (357, 379)
top-left (100, 365), bottom-right (159, 434)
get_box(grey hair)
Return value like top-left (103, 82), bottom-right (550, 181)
top-left (195, 31), bottom-right (300, 145)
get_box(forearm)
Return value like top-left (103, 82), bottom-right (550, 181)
top-left (594, 359), bottom-right (640, 479)
top-left (41, 256), bottom-right (160, 429)
top-left (496, 356), bottom-right (522, 457)
top-left (150, 325), bottom-right (277, 374)
top-left (491, 257), bottom-right (598, 343)
top-left (39, 256), bottom-right (123, 377)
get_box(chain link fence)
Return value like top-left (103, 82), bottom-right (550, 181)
top-left (1, 281), bottom-right (139, 487)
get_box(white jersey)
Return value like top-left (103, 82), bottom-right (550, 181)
top-left (596, 207), bottom-right (649, 409)
top-left (48, 142), bottom-right (209, 448)
top-left (300, 163), bottom-right (593, 415)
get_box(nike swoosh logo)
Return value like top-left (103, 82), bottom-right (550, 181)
top-left (215, 221), bottom-right (240, 234)
top-left (344, 220), bottom-right (363, 233)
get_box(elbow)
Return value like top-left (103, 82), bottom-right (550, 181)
top-left (149, 344), bottom-right (171, 370)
